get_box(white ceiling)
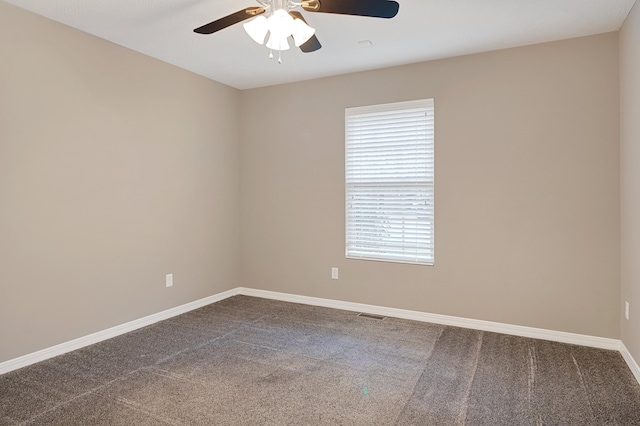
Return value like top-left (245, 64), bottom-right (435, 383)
top-left (4, 0), bottom-right (637, 90)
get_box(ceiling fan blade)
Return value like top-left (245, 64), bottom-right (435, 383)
top-left (299, 35), bottom-right (322, 52)
top-left (194, 7), bottom-right (265, 34)
top-left (301, 0), bottom-right (399, 18)
top-left (289, 11), bottom-right (322, 52)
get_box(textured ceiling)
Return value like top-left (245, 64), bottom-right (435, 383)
top-left (4, 0), bottom-right (637, 89)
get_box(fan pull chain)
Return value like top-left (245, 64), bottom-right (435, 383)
top-left (268, 49), bottom-right (283, 64)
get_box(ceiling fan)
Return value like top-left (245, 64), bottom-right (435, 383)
top-left (194, 0), bottom-right (400, 62)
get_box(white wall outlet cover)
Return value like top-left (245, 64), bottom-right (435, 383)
top-left (625, 301), bottom-right (630, 320)
top-left (166, 273), bottom-right (173, 287)
top-left (331, 267), bottom-right (339, 280)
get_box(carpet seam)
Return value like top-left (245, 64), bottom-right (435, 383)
top-left (527, 342), bottom-right (538, 421)
top-left (392, 326), bottom-right (445, 425)
top-left (570, 349), bottom-right (597, 423)
top-left (20, 366), bottom-right (157, 425)
top-left (457, 331), bottom-right (485, 425)
top-left (115, 397), bottom-right (181, 426)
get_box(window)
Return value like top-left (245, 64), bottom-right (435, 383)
top-left (345, 99), bottom-right (434, 265)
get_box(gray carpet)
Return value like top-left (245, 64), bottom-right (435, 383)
top-left (1, 295), bottom-right (639, 425)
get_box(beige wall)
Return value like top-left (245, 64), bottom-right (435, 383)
top-left (0, 2), bottom-right (241, 363)
top-left (621, 1), bottom-right (640, 363)
top-left (240, 33), bottom-right (620, 338)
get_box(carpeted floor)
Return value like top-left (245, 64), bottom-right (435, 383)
top-left (1, 295), bottom-right (639, 425)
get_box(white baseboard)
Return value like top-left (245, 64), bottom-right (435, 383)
top-left (620, 342), bottom-right (640, 384)
top-left (238, 287), bottom-right (621, 350)
top-left (0, 288), bottom-right (240, 375)
top-left (2, 286), bottom-right (638, 387)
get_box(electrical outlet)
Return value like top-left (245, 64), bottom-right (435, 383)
top-left (166, 273), bottom-right (173, 288)
top-left (331, 267), bottom-right (339, 280)
top-left (625, 301), bottom-right (630, 320)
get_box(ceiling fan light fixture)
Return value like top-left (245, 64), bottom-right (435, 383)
top-left (291, 17), bottom-right (315, 47)
top-left (243, 15), bottom-right (269, 44)
top-left (241, 5), bottom-right (317, 57)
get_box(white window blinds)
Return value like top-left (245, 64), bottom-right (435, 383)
top-left (345, 99), bottom-right (434, 265)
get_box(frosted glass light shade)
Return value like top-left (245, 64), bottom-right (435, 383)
top-left (291, 18), bottom-right (315, 47)
top-left (266, 33), bottom-right (290, 51)
top-left (268, 9), bottom-right (294, 38)
top-left (243, 16), bottom-right (269, 45)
